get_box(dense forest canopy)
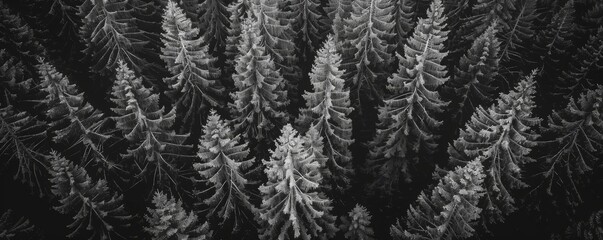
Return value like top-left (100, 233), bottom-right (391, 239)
top-left (0, 0), bottom-right (602, 239)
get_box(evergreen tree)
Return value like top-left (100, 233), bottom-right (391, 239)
top-left (258, 124), bottom-right (337, 240)
top-left (296, 35), bottom-right (354, 194)
top-left (110, 60), bottom-right (192, 194)
top-left (391, 159), bottom-right (485, 240)
top-left (326, 0), bottom-right (352, 48)
top-left (193, 110), bottom-right (256, 231)
top-left (286, 0), bottom-right (329, 61)
top-left (0, 106), bottom-right (49, 196)
top-left (531, 86), bottom-right (603, 216)
top-left (49, 152), bottom-right (133, 239)
top-left (448, 71), bottom-right (540, 223)
top-left (229, 18), bottom-right (289, 156)
top-left (368, 0), bottom-right (449, 189)
top-left (555, 209), bottom-right (603, 240)
top-left (158, 0), bottom-right (200, 28)
top-left (38, 60), bottom-right (120, 179)
top-left (78, 0), bottom-right (155, 83)
top-left (224, 0), bottom-right (252, 82)
top-left (393, 0), bottom-right (417, 53)
top-left (0, 50), bottom-right (35, 110)
top-left (252, 0), bottom-right (302, 111)
top-left (145, 191), bottom-right (212, 240)
top-left (497, 0), bottom-right (537, 66)
top-left (339, 204), bottom-right (375, 240)
top-left (554, 27), bottom-right (603, 100)
top-left (442, 21), bottom-right (500, 128)
top-left (198, 0), bottom-right (230, 56)
top-left (160, 1), bottom-right (224, 135)
top-left (0, 209), bottom-right (36, 239)
top-left (341, 0), bottom-right (395, 102)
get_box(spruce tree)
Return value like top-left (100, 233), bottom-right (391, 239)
top-left (391, 159), bottom-right (485, 240)
top-left (224, 0), bottom-right (252, 81)
top-left (341, 0), bottom-right (395, 102)
top-left (145, 191), bottom-right (212, 240)
top-left (369, 0), bottom-right (449, 189)
top-left (393, 0), bottom-right (417, 53)
top-left (326, 0), bottom-right (352, 48)
top-left (193, 110), bottom-right (256, 230)
top-left (229, 18), bottom-right (289, 156)
top-left (258, 124), bottom-right (337, 240)
top-left (0, 50), bottom-right (32, 107)
top-left (286, 0), bottom-right (329, 61)
top-left (198, 0), bottom-right (230, 57)
top-left (339, 204), bottom-right (375, 240)
top-left (442, 21), bottom-right (500, 128)
top-left (38, 60), bottom-right (120, 179)
top-left (110, 60), bottom-right (192, 194)
top-left (448, 71), bottom-right (540, 223)
top-left (296, 35), bottom-right (354, 194)
top-left (498, 0), bottom-right (537, 66)
top-left (49, 152), bottom-right (133, 239)
top-left (160, 1), bottom-right (224, 135)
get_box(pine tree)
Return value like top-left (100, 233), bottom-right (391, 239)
top-left (301, 126), bottom-right (330, 186)
top-left (160, 1), bottom-right (224, 135)
top-left (498, 0), bottom-right (537, 65)
top-left (49, 152), bottom-right (133, 239)
top-left (448, 71), bottom-right (540, 223)
top-left (341, 0), bottom-right (395, 102)
top-left (554, 27), bottom-right (603, 100)
top-left (0, 106), bottom-right (49, 196)
top-left (393, 0), bottom-right (417, 53)
top-left (110, 60), bottom-right (192, 194)
top-left (0, 209), bottom-right (35, 239)
top-left (286, 0), bottom-right (329, 61)
top-left (78, 0), bottom-right (155, 83)
top-left (193, 110), bottom-right (256, 230)
top-left (339, 204), bottom-right (375, 240)
top-left (392, 159), bottom-right (485, 240)
top-left (38, 60), bottom-right (120, 179)
top-left (0, 50), bottom-right (35, 108)
top-left (224, 0), bottom-right (252, 80)
top-left (159, 0), bottom-right (200, 28)
top-left (296, 35), bottom-right (354, 194)
top-left (145, 191), bottom-right (212, 240)
top-left (368, 0), bottom-right (449, 189)
top-left (229, 18), bottom-right (288, 155)
top-left (198, 0), bottom-right (230, 57)
top-left (531, 86), bottom-right (603, 215)
top-left (442, 21), bottom-right (500, 127)
top-left (326, 0), bottom-right (352, 47)
top-left (252, 0), bottom-right (302, 110)
top-left (258, 124), bottom-right (337, 240)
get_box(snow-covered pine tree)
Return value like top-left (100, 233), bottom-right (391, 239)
top-left (554, 27), bottom-right (603, 100)
top-left (198, 0), bottom-right (230, 57)
top-left (339, 204), bottom-right (375, 240)
top-left (160, 1), bottom-right (224, 136)
top-left (145, 191), bottom-right (212, 240)
top-left (393, 0), bottom-right (417, 53)
top-left (229, 18), bottom-right (288, 157)
top-left (442, 21), bottom-right (500, 128)
top-left (0, 106), bottom-right (49, 197)
top-left (296, 35), bottom-right (354, 194)
top-left (193, 110), bottom-right (256, 231)
top-left (368, 0), bottom-right (449, 190)
top-left (341, 0), bottom-right (395, 103)
top-left (38, 60), bottom-right (120, 179)
top-left (0, 209), bottom-right (35, 239)
top-left (391, 159), bottom-right (485, 240)
top-left (285, 0), bottom-right (329, 62)
top-left (531, 86), bottom-right (603, 215)
top-left (110, 60), bottom-right (192, 194)
top-left (326, 0), bottom-right (352, 48)
top-left (252, 0), bottom-right (302, 111)
top-left (224, 0), bottom-right (252, 82)
top-left (258, 124), bottom-right (337, 240)
top-left (448, 71), bottom-right (540, 223)
top-left (49, 152), bottom-right (133, 239)
top-left (78, 0), bottom-right (155, 83)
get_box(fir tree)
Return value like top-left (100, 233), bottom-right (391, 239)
top-left (0, 209), bottom-right (35, 239)
top-left (286, 0), bottom-right (329, 61)
top-left (110, 60), bottom-right (192, 194)
top-left (393, 0), bottom-right (417, 53)
top-left (326, 0), bottom-right (352, 48)
top-left (193, 110), bottom-right (256, 230)
top-left (341, 0), bottom-right (396, 102)
top-left (498, 0), bottom-right (537, 65)
top-left (258, 124), bottom-right (337, 240)
top-left (442, 21), bottom-right (500, 128)
top-left (159, 0), bottom-right (200, 28)
top-left (339, 204), bottom-right (375, 240)
top-left (296, 35), bottom-right (354, 194)
top-left (229, 18), bottom-right (289, 155)
top-left (224, 0), bottom-right (252, 81)
top-left (0, 106), bottom-right (49, 196)
top-left (368, 0), bottom-right (449, 189)
top-left (392, 159), bottom-right (485, 240)
top-left (49, 152), bottom-right (133, 239)
top-left (198, 0), bottom-right (230, 57)
top-left (145, 191), bottom-right (212, 240)
top-left (160, 1), bottom-right (224, 135)
top-left (38, 60), bottom-right (120, 179)
top-left (448, 71), bottom-right (541, 223)
top-left (0, 50), bottom-right (35, 109)
top-left (531, 86), bottom-right (603, 216)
